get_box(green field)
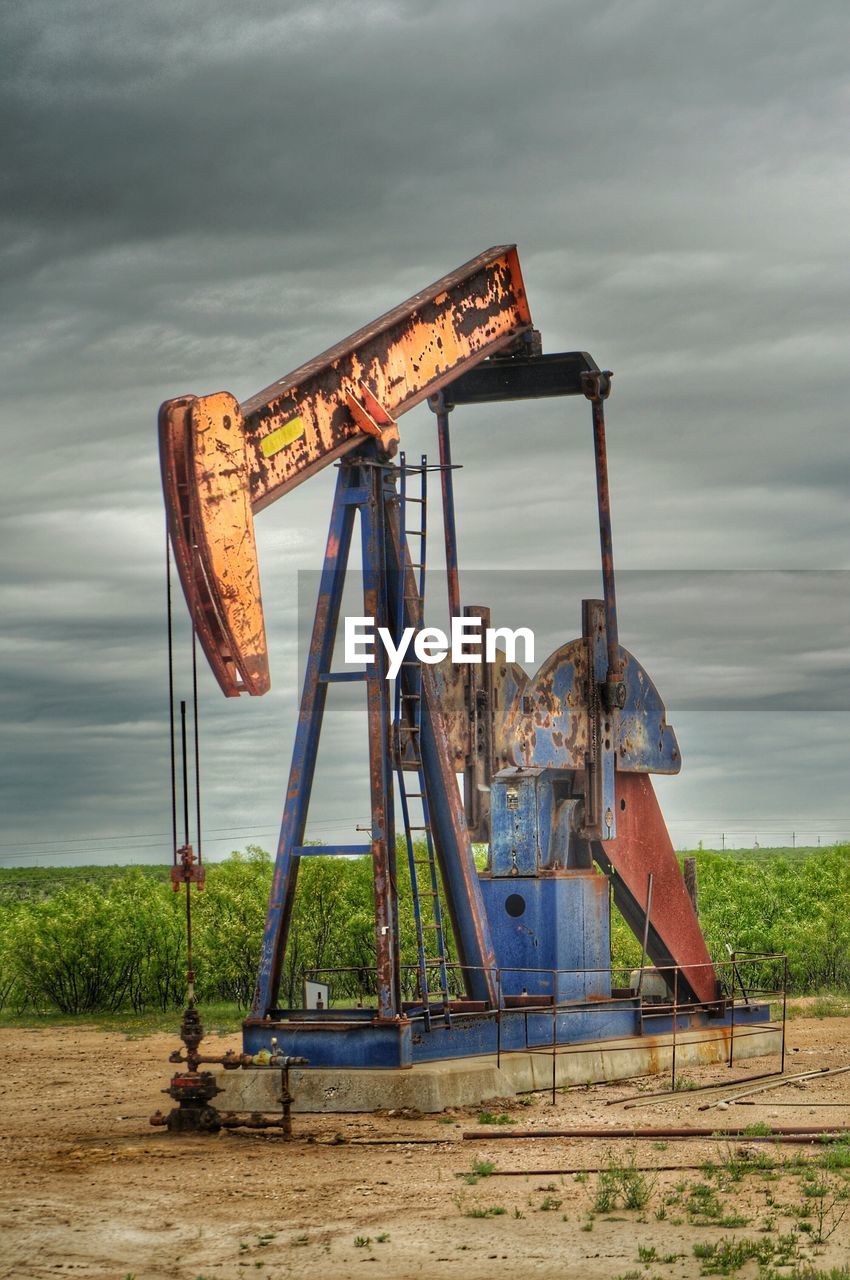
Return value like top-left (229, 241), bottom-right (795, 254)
top-left (693, 845), bottom-right (825, 866)
top-left (0, 842), bottom-right (827, 903)
top-left (0, 843), bottom-right (847, 1020)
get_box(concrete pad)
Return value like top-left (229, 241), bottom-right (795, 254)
top-left (214, 1022), bottom-right (782, 1114)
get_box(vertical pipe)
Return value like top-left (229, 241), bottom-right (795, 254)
top-left (496, 970), bottom-right (502, 1069)
top-left (671, 967), bottom-right (678, 1092)
top-left (431, 394), bottom-right (461, 620)
top-left (684, 857), bottom-right (698, 916)
top-left (179, 699), bottom-right (194, 1000)
top-left (728, 954), bottom-right (736, 1069)
top-left (636, 873), bottom-right (654, 997)
top-left (585, 381), bottom-right (621, 685)
top-left (191, 621), bottom-right (202, 863)
top-left (166, 532), bottom-right (177, 865)
top-left (180, 700), bottom-right (190, 847)
top-left (781, 956), bottom-right (788, 1075)
top-left (362, 459), bottom-right (399, 1021)
top-left (552, 970), bottom-right (557, 1106)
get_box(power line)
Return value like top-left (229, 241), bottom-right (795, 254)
top-left (0, 819), bottom-right (373, 863)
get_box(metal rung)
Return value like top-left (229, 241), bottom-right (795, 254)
top-left (408, 562), bottom-right (424, 569)
top-left (405, 792), bottom-right (425, 798)
top-left (423, 923), bottom-right (444, 931)
top-left (413, 858), bottom-right (435, 866)
top-left (403, 496), bottom-right (424, 504)
top-left (400, 692), bottom-right (420, 700)
top-left (405, 529), bottom-right (425, 536)
top-left (408, 825), bottom-right (430, 831)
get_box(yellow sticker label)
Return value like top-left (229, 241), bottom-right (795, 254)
top-left (260, 416), bottom-right (306, 458)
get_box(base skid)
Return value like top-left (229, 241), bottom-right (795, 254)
top-left (224, 1008), bottom-right (780, 1114)
top-left (241, 998), bottom-right (772, 1073)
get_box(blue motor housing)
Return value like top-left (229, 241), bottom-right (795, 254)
top-left (479, 873), bottom-right (611, 1001)
top-left (482, 766), bottom-right (611, 1002)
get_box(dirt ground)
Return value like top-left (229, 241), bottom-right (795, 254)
top-left (2, 1015), bottom-right (850, 1280)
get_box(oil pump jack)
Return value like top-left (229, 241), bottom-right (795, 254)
top-left (159, 245), bottom-right (771, 1085)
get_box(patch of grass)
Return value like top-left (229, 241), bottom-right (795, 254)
top-left (0, 1000), bottom-right (243, 1035)
top-left (743, 1122), bottom-right (773, 1137)
top-left (538, 1195), bottom-right (562, 1212)
top-left (819, 1140), bottom-right (850, 1170)
top-left (784, 996), bottom-right (850, 1020)
top-left (465, 1206), bottom-right (506, 1218)
top-left (801, 1173), bottom-right (850, 1243)
top-left (593, 1149), bottom-right (656, 1213)
top-left (477, 1111), bottom-right (511, 1125)
top-left (692, 1237), bottom-right (774, 1275)
top-left (684, 1181), bottom-right (748, 1227)
top-left (459, 1157), bottom-right (496, 1185)
top-left (761, 1267), bottom-right (850, 1280)
top-left (353, 1236), bottom-right (371, 1248)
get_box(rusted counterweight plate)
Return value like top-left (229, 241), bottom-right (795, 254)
top-left (434, 651), bottom-right (529, 770)
top-left (500, 640), bottom-right (680, 774)
top-left (595, 773), bottom-right (718, 1006)
top-left (160, 245), bottom-right (532, 696)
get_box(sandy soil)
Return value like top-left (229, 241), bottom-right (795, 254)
top-left (1, 1016), bottom-right (850, 1280)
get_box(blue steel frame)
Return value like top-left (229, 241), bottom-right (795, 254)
top-left (251, 444), bottom-right (496, 1023)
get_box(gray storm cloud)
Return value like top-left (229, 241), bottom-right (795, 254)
top-left (1, 0), bottom-right (848, 864)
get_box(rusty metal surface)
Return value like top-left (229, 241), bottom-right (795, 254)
top-left (434, 650), bottom-right (529, 772)
top-left (583, 370), bottom-right (624, 711)
top-left (160, 399), bottom-right (245, 698)
top-left (190, 393), bottom-right (269, 695)
top-left (241, 245), bottom-right (532, 511)
top-left (593, 773), bottom-right (717, 1005)
top-left (384, 496), bottom-right (498, 1006)
top-left (508, 638), bottom-right (590, 769)
top-left (617, 651), bottom-right (680, 774)
top-left (160, 246), bottom-right (532, 697)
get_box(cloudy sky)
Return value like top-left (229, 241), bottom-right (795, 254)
top-left (2, 0), bottom-right (848, 867)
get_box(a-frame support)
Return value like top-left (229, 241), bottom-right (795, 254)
top-left (252, 446), bottom-right (496, 1020)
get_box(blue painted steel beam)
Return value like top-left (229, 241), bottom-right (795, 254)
top-left (384, 498), bottom-right (498, 1008)
top-left (359, 456), bottom-right (401, 1020)
top-left (292, 845), bottom-right (372, 857)
top-left (252, 461), bottom-right (358, 1015)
